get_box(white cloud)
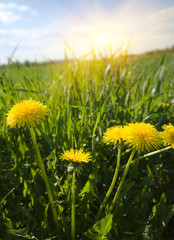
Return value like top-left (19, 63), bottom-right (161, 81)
top-left (0, 2), bottom-right (17, 10)
top-left (7, 3), bottom-right (17, 9)
top-left (0, 28), bottom-right (64, 64)
top-left (0, 27), bottom-right (58, 38)
top-left (150, 7), bottom-right (174, 21)
top-left (18, 5), bottom-right (30, 12)
top-left (0, 2), bottom-right (30, 11)
top-left (0, 2), bottom-right (32, 24)
top-left (0, 27), bottom-right (59, 51)
top-left (0, 3), bottom-right (5, 9)
top-left (0, 10), bottom-right (20, 24)
top-left (0, 29), bottom-right (8, 35)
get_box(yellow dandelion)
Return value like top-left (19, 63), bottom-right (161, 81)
top-left (122, 122), bottom-right (162, 152)
top-left (7, 99), bottom-right (49, 128)
top-left (161, 124), bottom-right (174, 149)
top-left (103, 125), bottom-right (123, 146)
top-left (60, 148), bottom-right (92, 163)
top-left (162, 102), bottom-right (169, 108)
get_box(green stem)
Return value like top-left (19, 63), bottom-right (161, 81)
top-left (72, 167), bottom-right (76, 240)
top-left (134, 146), bottom-right (172, 162)
top-left (110, 149), bottom-right (136, 213)
top-left (95, 145), bottom-right (121, 221)
top-left (29, 128), bottom-right (61, 238)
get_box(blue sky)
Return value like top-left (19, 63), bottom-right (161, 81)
top-left (0, 0), bottom-right (174, 63)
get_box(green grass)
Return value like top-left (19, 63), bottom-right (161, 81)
top-left (1, 49), bottom-right (174, 240)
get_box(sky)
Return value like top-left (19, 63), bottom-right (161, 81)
top-left (0, 0), bottom-right (174, 63)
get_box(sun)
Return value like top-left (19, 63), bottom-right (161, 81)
top-left (92, 33), bottom-right (110, 45)
top-left (61, 4), bottom-right (130, 57)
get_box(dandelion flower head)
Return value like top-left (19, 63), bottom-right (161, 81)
top-left (161, 123), bottom-right (174, 149)
top-left (103, 125), bottom-right (123, 146)
top-left (162, 102), bottom-right (169, 108)
top-left (7, 99), bottom-right (49, 128)
top-left (60, 148), bottom-right (92, 163)
top-left (122, 122), bottom-right (162, 152)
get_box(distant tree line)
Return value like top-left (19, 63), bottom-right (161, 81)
top-left (1, 45), bottom-right (174, 67)
top-left (142, 45), bottom-right (174, 55)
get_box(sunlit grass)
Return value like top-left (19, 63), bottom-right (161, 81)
top-left (1, 48), bottom-right (174, 239)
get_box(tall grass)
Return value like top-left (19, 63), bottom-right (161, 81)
top-left (0, 48), bottom-right (174, 239)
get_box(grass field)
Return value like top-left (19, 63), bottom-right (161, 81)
top-left (0, 49), bottom-right (174, 240)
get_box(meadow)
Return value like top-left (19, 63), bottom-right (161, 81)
top-left (0, 49), bottom-right (174, 240)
